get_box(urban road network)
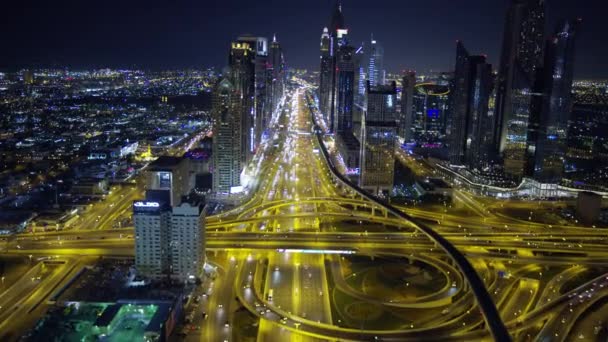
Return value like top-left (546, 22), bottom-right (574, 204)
top-left (1, 83), bottom-right (608, 341)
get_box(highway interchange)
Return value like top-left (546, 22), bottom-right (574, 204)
top-left (1, 84), bottom-right (608, 341)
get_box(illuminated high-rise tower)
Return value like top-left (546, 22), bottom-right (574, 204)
top-left (368, 36), bottom-right (385, 86)
top-left (399, 71), bottom-right (416, 142)
top-left (449, 41), bottom-right (494, 168)
top-left (269, 34), bottom-right (285, 126)
top-left (532, 19), bottom-right (581, 184)
top-left (360, 81), bottom-right (398, 195)
top-left (319, 27), bottom-right (332, 125)
top-left (235, 35), bottom-right (269, 153)
top-left (229, 40), bottom-right (256, 165)
top-left (354, 43), bottom-right (366, 107)
top-left (318, 0), bottom-right (347, 132)
top-left (334, 44), bottom-right (356, 134)
top-left (212, 76), bottom-right (243, 194)
top-left (494, 0), bottom-right (545, 179)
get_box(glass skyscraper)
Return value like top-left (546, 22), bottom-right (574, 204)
top-left (495, 0), bottom-right (545, 179)
top-left (360, 81), bottom-right (397, 195)
top-left (532, 19), bottom-right (580, 183)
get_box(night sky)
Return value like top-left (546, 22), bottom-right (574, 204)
top-left (2, 0), bottom-right (606, 78)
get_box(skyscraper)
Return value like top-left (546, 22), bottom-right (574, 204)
top-left (229, 40), bottom-right (256, 165)
top-left (318, 0), bottom-right (347, 132)
top-left (399, 71), bottom-right (416, 142)
top-left (269, 34), bottom-right (285, 127)
top-left (334, 44), bottom-right (356, 133)
top-left (236, 35), bottom-right (269, 153)
top-left (319, 27), bottom-right (332, 125)
top-left (411, 83), bottom-right (450, 144)
top-left (134, 197), bottom-right (206, 282)
top-left (449, 42), bottom-right (494, 168)
top-left (134, 201), bottom-right (171, 279)
top-left (170, 199), bottom-right (206, 282)
top-left (354, 43), bottom-right (366, 107)
top-left (532, 19), bottom-right (580, 184)
top-left (360, 81), bottom-right (398, 195)
top-left (212, 77), bottom-right (243, 194)
top-left (368, 36), bottom-right (385, 86)
top-left (464, 59), bottom-right (495, 170)
top-left (449, 41), bottom-right (471, 165)
top-left (494, 0), bottom-right (545, 179)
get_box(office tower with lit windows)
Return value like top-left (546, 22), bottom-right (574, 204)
top-left (360, 81), bottom-right (398, 195)
top-left (133, 156), bottom-right (202, 281)
top-left (170, 198), bottom-right (206, 282)
top-left (134, 196), bottom-right (206, 282)
top-left (368, 36), bottom-right (385, 86)
top-left (134, 200), bottom-right (171, 279)
top-left (354, 43), bottom-right (366, 107)
top-left (411, 82), bottom-right (450, 144)
top-left (449, 42), bottom-right (470, 164)
top-left (449, 41), bottom-right (494, 168)
top-left (495, 0), bottom-right (545, 179)
top-left (399, 71), bottom-right (416, 142)
top-left (212, 77), bottom-right (244, 194)
top-left (269, 34), bottom-right (285, 125)
top-left (235, 35), bottom-right (269, 153)
top-left (318, 0), bottom-right (347, 132)
top-left (335, 44), bottom-right (356, 134)
top-left (229, 40), bottom-right (256, 164)
top-left (532, 19), bottom-right (580, 184)
top-left (319, 27), bottom-right (332, 125)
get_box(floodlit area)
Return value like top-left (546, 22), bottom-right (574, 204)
top-left (28, 302), bottom-right (164, 342)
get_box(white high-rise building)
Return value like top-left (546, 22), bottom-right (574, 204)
top-left (134, 198), bottom-right (206, 282)
top-left (134, 201), bottom-right (171, 278)
top-left (170, 200), bottom-right (205, 282)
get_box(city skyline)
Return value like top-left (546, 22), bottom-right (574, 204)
top-left (1, 0), bottom-right (608, 341)
top-left (2, 0), bottom-right (607, 78)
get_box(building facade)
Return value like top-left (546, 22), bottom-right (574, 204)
top-left (411, 83), bottom-right (450, 144)
top-left (448, 41), bottom-right (494, 169)
top-left (269, 34), bottom-right (285, 128)
top-left (368, 36), bottom-right (385, 86)
top-left (134, 201), bottom-right (171, 278)
top-left (399, 71), bottom-right (416, 142)
top-left (318, 1), bottom-right (347, 132)
top-left (146, 156), bottom-right (189, 207)
top-left (236, 35), bottom-right (269, 152)
top-left (319, 27), bottom-right (332, 126)
top-left (532, 19), bottom-right (580, 183)
top-left (334, 45), bottom-right (356, 134)
top-left (229, 40), bottom-right (256, 164)
top-left (494, 0), bottom-right (545, 179)
top-left (360, 81), bottom-right (397, 195)
top-left (170, 200), bottom-right (206, 282)
top-left (134, 197), bottom-right (206, 282)
top-left (212, 78), bottom-right (243, 194)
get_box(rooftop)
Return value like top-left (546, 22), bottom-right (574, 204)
top-left (148, 156), bottom-right (183, 171)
